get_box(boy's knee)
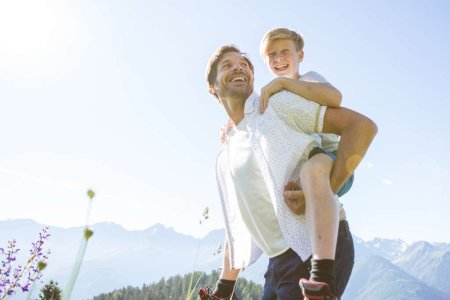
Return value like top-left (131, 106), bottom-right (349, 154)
top-left (300, 154), bottom-right (333, 183)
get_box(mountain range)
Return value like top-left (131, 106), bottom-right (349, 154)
top-left (0, 219), bottom-right (449, 300)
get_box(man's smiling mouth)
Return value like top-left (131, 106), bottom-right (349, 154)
top-left (230, 76), bottom-right (247, 83)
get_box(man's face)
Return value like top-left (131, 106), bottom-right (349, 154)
top-left (214, 51), bottom-right (254, 101)
top-left (265, 39), bottom-right (303, 79)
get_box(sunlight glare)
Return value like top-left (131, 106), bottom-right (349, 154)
top-left (0, 1), bottom-right (63, 63)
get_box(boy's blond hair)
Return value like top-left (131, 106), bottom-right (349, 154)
top-left (260, 27), bottom-right (304, 58)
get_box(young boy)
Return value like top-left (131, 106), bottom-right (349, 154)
top-left (259, 27), bottom-right (354, 299)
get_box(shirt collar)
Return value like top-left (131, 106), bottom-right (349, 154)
top-left (244, 92), bottom-right (259, 114)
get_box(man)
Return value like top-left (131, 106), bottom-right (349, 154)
top-left (203, 45), bottom-right (377, 300)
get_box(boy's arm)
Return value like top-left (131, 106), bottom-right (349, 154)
top-left (322, 107), bottom-right (377, 193)
top-left (260, 76), bottom-right (342, 113)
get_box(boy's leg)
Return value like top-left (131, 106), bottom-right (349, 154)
top-left (300, 153), bottom-right (338, 260)
top-left (300, 153), bottom-right (339, 295)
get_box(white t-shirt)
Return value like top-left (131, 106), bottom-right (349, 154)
top-left (228, 116), bottom-right (289, 258)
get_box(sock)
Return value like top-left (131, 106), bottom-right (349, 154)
top-left (310, 259), bottom-right (337, 295)
top-left (213, 279), bottom-right (236, 298)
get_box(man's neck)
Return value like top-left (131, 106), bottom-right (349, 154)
top-left (220, 94), bottom-right (248, 125)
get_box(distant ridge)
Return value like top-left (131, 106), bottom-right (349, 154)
top-left (0, 219), bottom-right (449, 300)
top-left (345, 255), bottom-right (448, 300)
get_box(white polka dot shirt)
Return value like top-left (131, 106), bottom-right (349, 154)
top-left (216, 88), bottom-right (327, 269)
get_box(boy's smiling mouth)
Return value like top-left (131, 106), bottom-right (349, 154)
top-left (274, 64), bottom-right (288, 71)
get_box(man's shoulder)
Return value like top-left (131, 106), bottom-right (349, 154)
top-left (216, 147), bottom-right (228, 173)
top-left (244, 92), bottom-right (261, 114)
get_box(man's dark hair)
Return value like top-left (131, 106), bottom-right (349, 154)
top-left (205, 45), bottom-right (254, 99)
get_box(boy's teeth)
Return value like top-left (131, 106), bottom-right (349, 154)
top-left (275, 64), bottom-right (288, 70)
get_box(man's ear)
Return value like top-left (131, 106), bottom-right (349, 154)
top-left (214, 84), bottom-right (219, 95)
top-left (213, 83), bottom-right (222, 104)
top-left (210, 82), bottom-right (218, 95)
top-left (298, 50), bottom-right (304, 63)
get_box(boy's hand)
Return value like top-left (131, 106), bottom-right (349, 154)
top-left (283, 181), bottom-right (306, 215)
top-left (260, 78), bottom-right (286, 113)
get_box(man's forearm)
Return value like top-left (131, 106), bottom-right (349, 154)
top-left (220, 239), bottom-right (240, 280)
top-left (322, 107), bottom-right (378, 193)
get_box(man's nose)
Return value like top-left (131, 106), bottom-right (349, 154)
top-left (233, 63), bottom-right (243, 71)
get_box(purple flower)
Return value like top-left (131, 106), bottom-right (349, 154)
top-left (21, 283), bottom-right (30, 292)
top-left (0, 227), bottom-right (50, 298)
top-left (13, 267), bottom-right (21, 278)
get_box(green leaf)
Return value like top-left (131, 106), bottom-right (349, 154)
top-left (84, 228), bottom-right (94, 240)
top-left (37, 260), bottom-right (47, 271)
top-left (87, 189), bottom-right (96, 200)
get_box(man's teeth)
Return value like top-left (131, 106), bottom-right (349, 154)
top-left (231, 77), bottom-right (246, 83)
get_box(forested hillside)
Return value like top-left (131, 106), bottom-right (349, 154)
top-left (92, 270), bottom-right (262, 300)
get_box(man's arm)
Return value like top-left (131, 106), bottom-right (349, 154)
top-left (220, 239), bottom-right (240, 280)
top-left (206, 239), bottom-right (239, 299)
top-left (260, 76), bottom-right (342, 112)
top-left (322, 107), bottom-right (378, 193)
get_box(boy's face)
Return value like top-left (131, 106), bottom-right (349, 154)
top-left (265, 39), bottom-right (304, 79)
top-left (214, 51), bottom-right (254, 100)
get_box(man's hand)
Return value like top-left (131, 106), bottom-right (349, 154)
top-left (219, 119), bottom-right (234, 144)
top-left (283, 181), bottom-right (306, 215)
top-left (260, 78), bottom-right (286, 113)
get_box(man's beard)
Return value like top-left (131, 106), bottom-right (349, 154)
top-left (229, 87), bottom-right (252, 100)
top-left (219, 83), bottom-right (253, 101)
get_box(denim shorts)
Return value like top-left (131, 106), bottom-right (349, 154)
top-left (262, 220), bottom-right (355, 300)
top-left (308, 147), bottom-right (355, 197)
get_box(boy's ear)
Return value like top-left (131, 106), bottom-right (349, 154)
top-left (298, 50), bottom-right (304, 63)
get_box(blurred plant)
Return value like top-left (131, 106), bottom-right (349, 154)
top-left (39, 280), bottom-right (62, 300)
top-left (186, 207), bottom-right (210, 300)
top-left (0, 227), bottom-right (50, 299)
top-left (200, 207), bottom-right (209, 225)
top-left (213, 243), bottom-right (222, 257)
top-left (63, 189), bottom-right (96, 300)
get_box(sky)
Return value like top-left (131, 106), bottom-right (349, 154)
top-left (1, 0), bottom-right (449, 244)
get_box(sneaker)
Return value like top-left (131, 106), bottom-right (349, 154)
top-left (299, 278), bottom-right (338, 300)
top-left (199, 286), bottom-right (222, 300)
top-left (199, 286), bottom-right (239, 300)
top-left (199, 286), bottom-right (214, 299)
